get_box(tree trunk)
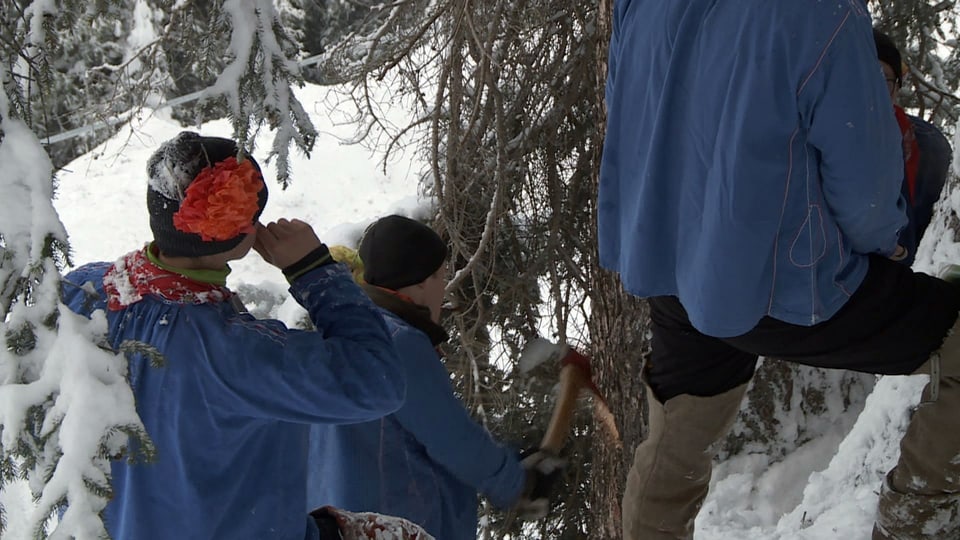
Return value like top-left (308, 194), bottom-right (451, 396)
top-left (586, 273), bottom-right (649, 539)
top-left (584, 1), bottom-right (651, 537)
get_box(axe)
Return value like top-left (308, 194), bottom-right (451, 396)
top-left (520, 338), bottom-right (620, 454)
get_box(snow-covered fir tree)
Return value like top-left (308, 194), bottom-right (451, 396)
top-left (0, 1), bottom-right (316, 537)
top-left (0, 6), bottom-right (153, 537)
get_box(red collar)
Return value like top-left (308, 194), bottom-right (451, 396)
top-left (373, 286), bottom-right (417, 305)
top-left (893, 105), bottom-right (919, 204)
top-left (103, 248), bottom-right (232, 311)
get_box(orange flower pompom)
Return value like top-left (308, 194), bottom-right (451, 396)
top-left (173, 157), bottom-right (264, 241)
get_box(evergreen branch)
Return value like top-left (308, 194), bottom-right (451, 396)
top-left (117, 340), bottom-right (166, 369)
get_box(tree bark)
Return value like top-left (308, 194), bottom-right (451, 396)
top-left (584, 1), bottom-right (651, 537)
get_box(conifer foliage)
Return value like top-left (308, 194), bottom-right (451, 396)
top-left (1, 0), bottom-right (960, 539)
top-left (0, 5), bottom-right (153, 537)
top-left (0, 1), bottom-right (316, 537)
top-left (313, 1), bottom-right (960, 538)
top-left (874, 0), bottom-right (960, 130)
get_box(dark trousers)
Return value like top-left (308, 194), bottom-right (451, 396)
top-left (647, 255), bottom-right (960, 402)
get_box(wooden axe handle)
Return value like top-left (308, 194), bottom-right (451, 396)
top-left (540, 360), bottom-right (592, 454)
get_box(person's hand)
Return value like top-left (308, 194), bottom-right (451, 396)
top-left (513, 448), bottom-right (565, 521)
top-left (254, 219), bottom-right (323, 269)
top-left (890, 244), bottom-right (908, 262)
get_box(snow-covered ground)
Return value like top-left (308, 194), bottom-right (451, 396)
top-left (698, 375), bottom-right (925, 539)
top-left (3, 80), bottom-right (958, 539)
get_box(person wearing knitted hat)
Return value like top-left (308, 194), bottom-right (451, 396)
top-left (306, 214), bottom-right (563, 540)
top-left (61, 131), bottom-right (410, 540)
top-left (873, 28), bottom-right (952, 267)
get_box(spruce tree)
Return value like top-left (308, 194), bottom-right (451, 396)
top-left (0, 4), bottom-right (154, 538)
top-left (318, 0), bottom-right (608, 536)
top-left (0, 0), bottom-right (169, 169)
top-left (312, 0), bottom-right (960, 538)
top-left (0, 1), bottom-right (318, 537)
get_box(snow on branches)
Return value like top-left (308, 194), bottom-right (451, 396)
top-left (0, 81), bottom-right (151, 539)
top-left (208, 0), bottom-right (317, 187)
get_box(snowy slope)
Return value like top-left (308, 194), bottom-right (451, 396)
top-left (5, 80), bottom-right (959, 539)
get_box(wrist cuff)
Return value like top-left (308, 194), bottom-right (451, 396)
top-left (282, 245), bottom-right (333, 283)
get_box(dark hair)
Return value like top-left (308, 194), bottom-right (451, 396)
top-left (873, 29), bottom-right (903, 88)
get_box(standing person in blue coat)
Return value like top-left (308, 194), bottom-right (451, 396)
top-left (307, 214), bottom-right (561, 540)
top-left (600, 2), bottom-right (960, 539)
top-left (61, 131), bottom-right (407, 540)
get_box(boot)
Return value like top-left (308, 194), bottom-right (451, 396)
top-left (622, 383), bottom-right (748, 540)
top-left (873, 319), bottom-right (960, 539)
top-left (872, 471), bottom-right (960, 540)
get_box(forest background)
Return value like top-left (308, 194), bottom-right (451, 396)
top-left (1, 1), bottom-right (959, 539)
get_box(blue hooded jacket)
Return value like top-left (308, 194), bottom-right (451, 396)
top-left (599, 0), bottom-right (906, 337)
top-left (62, 254), bottom-right (404, 540)
top-left (306, 297), bottom-right (526, 540)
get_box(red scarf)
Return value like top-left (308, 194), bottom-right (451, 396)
top-left (894, 105), bottom-right (920, 204)
top-left (103, 248), bottom-right (232, 311)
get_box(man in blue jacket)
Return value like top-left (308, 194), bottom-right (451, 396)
top-left (307, 214), bottom-right (559, 540)
top-left (600, 2), bottom-right (960, 539)
top-left (62, 132), bottom-right (407, 539)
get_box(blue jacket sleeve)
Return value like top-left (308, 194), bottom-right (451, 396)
top-left (799, 7), bottom-right (906, 256)
top-left (204, 263), bottom-right (406, 424)
top-left (390, 328), bottom-right (526, 509)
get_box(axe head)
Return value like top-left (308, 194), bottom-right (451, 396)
top-left (523, 338), bottom-right (622, 453)
top-left (518, 337), bottom-right (569, 374)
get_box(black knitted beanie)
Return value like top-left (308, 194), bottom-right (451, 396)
top-left (359, 215), bottom-right (447, 290)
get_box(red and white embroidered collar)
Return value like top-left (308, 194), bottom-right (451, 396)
top-left (103, 248), bottom-right (232, 311)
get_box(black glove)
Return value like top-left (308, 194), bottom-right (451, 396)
top-left (514, 448), bottom-right (565, 520)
